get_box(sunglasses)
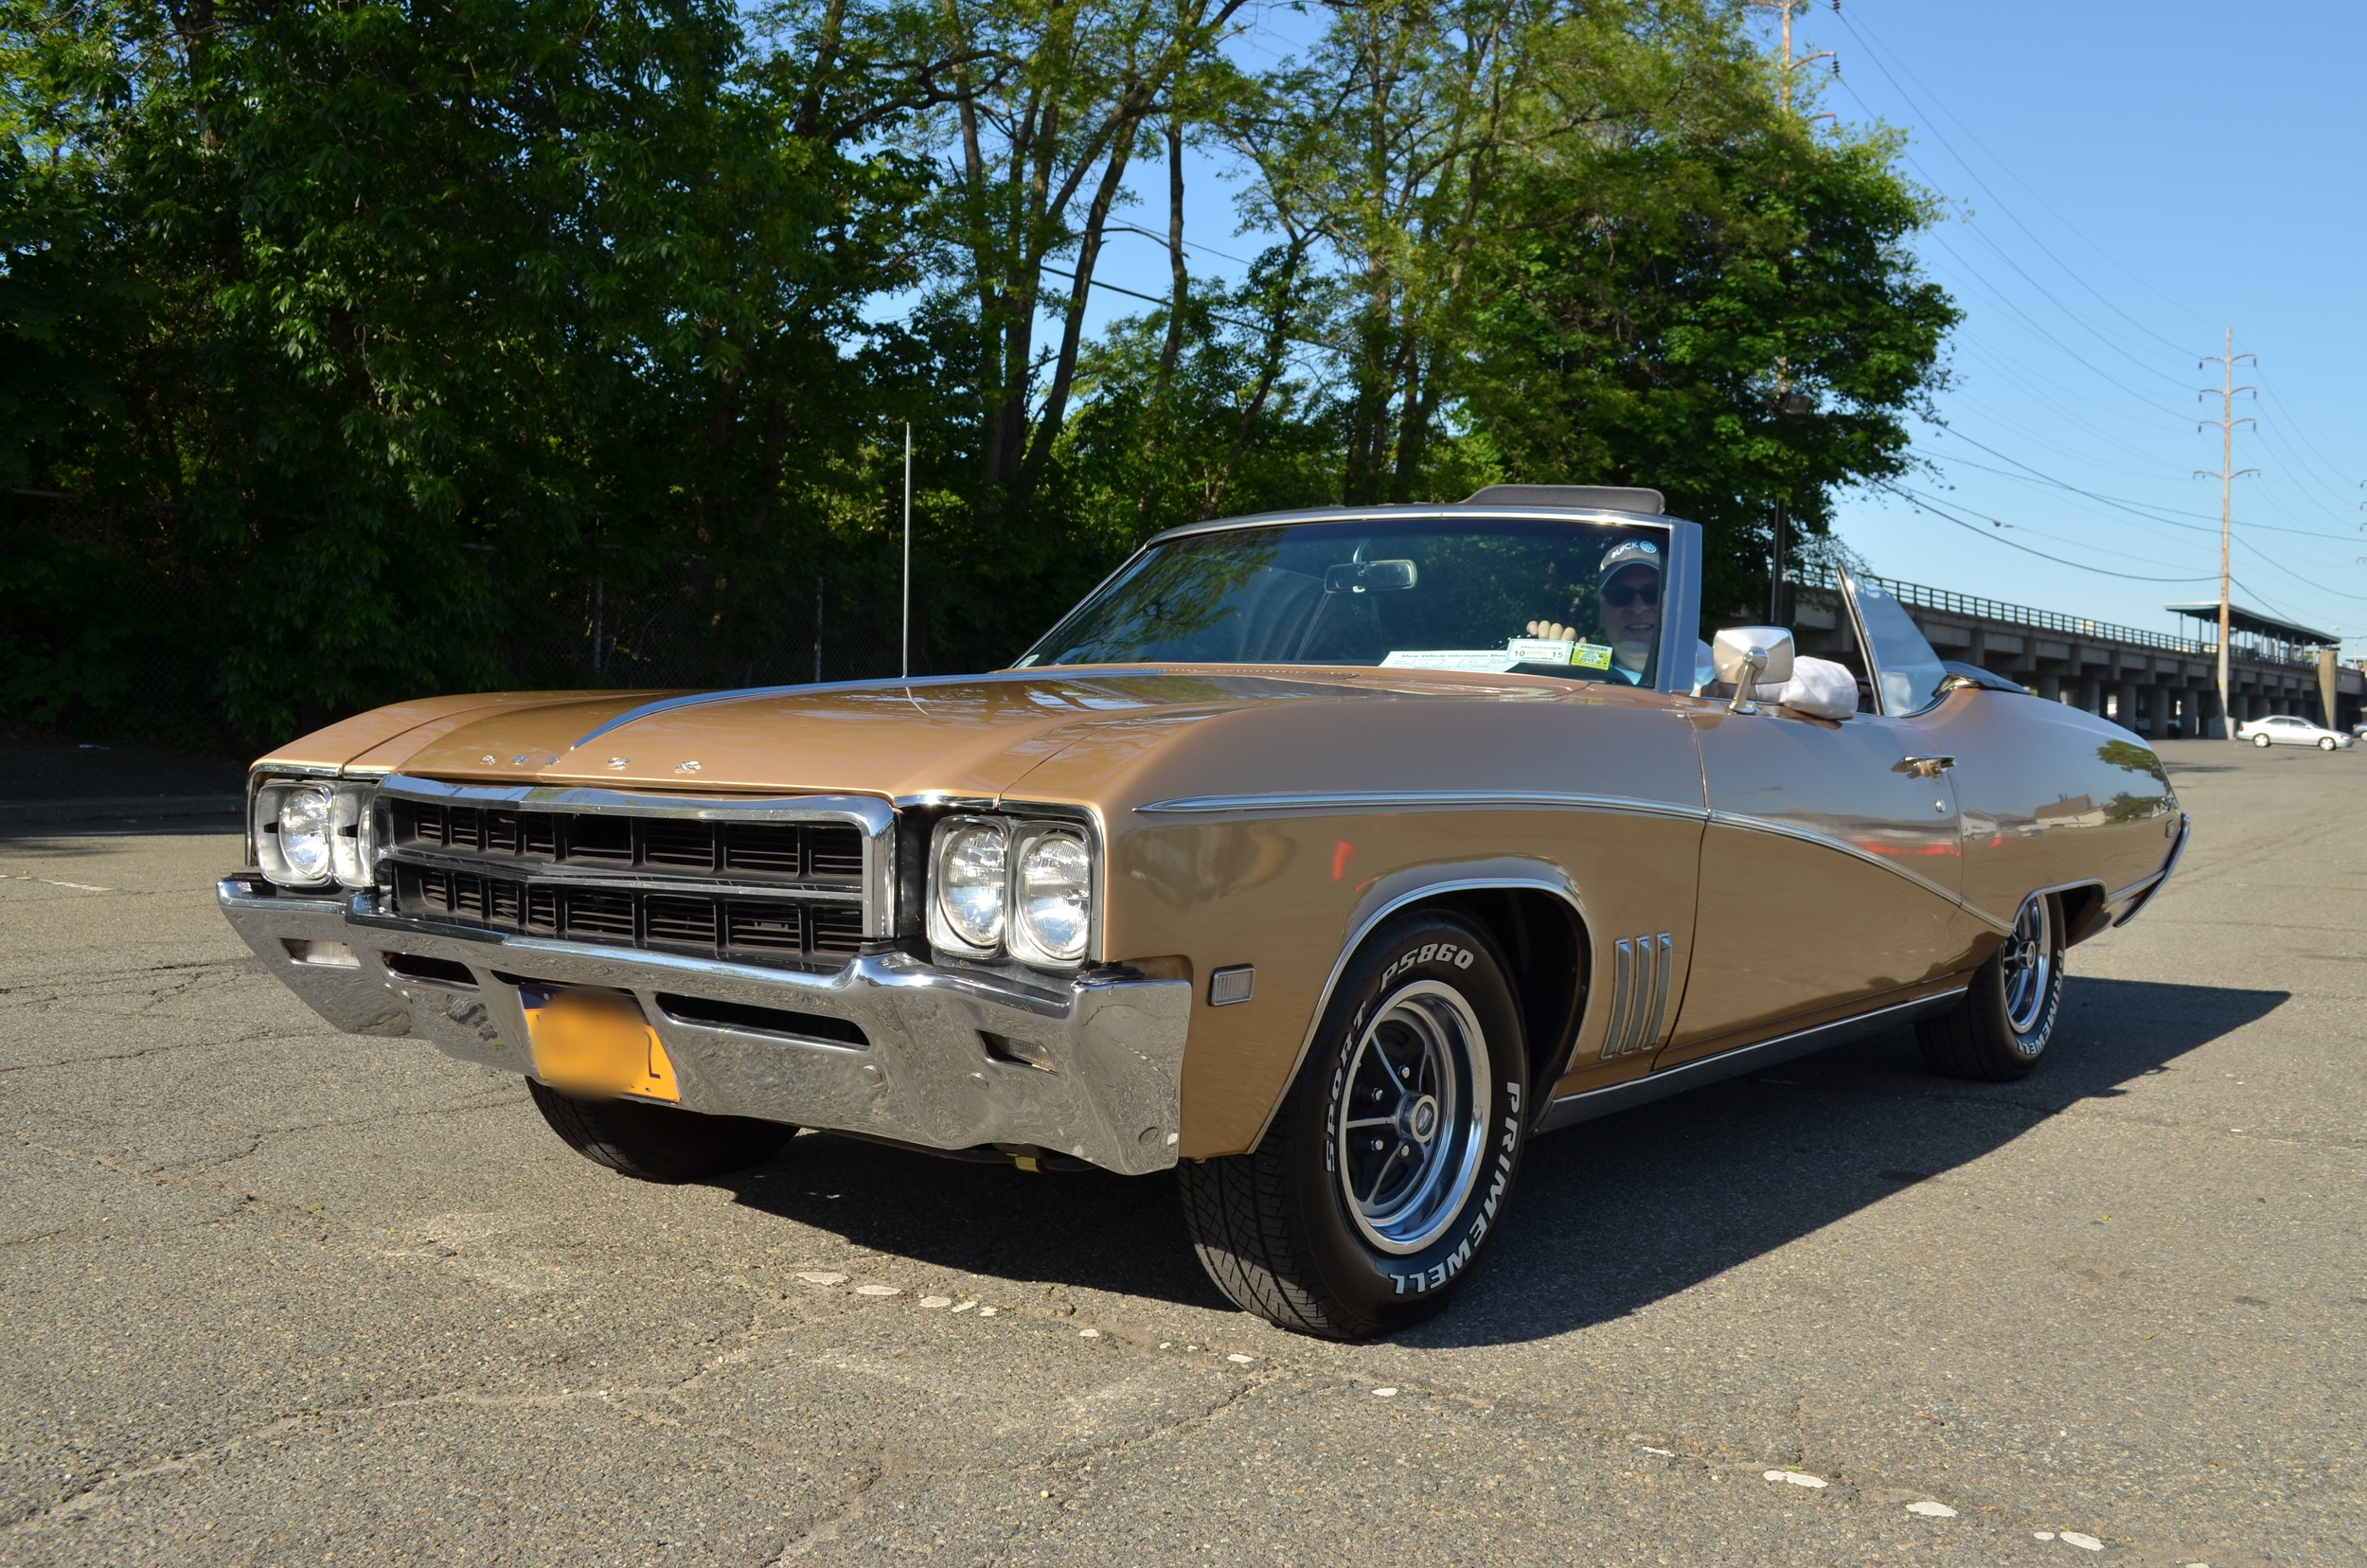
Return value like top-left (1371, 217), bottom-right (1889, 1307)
top-left (1601, 583), bottom-right (1659, 608)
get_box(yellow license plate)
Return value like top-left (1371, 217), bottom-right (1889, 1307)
top-left (522, 987), bottom-right (679, 1102)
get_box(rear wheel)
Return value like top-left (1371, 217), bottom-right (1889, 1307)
top-left (1916, 892), bottom-right (2065, 1081)
top-left (2253, 732), bottom-right (2272, 747)
top-left (1178, 912), bottom-right (1529, 1340)
top-left (527, 1078), bottom-right (793, 1182)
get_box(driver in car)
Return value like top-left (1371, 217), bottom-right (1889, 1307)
top-left (1525, 539), bottom-right (1662, 685)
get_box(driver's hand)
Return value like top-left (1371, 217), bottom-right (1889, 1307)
top-left (1524, 619), bottom-right (1577, 642)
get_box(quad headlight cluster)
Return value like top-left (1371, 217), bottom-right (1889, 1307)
top-left (252, 778), bottom-right (380, 890)
top-left (926, 816), bottom-right (1094, 969)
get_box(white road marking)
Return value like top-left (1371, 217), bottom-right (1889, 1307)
top-left (0, 874), bottom-right (115, 893)
top-left (977, 1306), bottom-right (998, 1316)
top-left (918, 1295), bottom-right (952, 1309)
top-left (854, 1284), bottom-right (900, 1296)
top-left (1641, 1446), bottom-right (1674, 1456)
top-left (2060, 1532), bottom-right (2105, 1551)
top-left (796, 1271), bottom-right (848, 1286)
top-left (1226, 1353), bottom-right (1254, 1363)
top-left (1078, 1328), bottom-right (1101, 1337)
top-left (951, 1301), bottom-right (976, 1313)
top-left (1906, 1501), bottom-right (1957, 1518)
top-left (2035, 1532), bottom-right (2056, 1541)
top-left (1371, 1387), bottom-right (1398, 1398)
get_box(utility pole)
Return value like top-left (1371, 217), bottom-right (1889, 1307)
top-left (1750, 0), bottom-right (1837, 113)
top-left (2196, 328), bottom-right (2256, 741)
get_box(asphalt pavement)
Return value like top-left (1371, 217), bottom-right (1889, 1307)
top-left (1, 738), bottom-right (2358, 1566)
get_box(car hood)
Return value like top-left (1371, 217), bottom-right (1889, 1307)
top-left (336, 668), bottom-right (1573, 804)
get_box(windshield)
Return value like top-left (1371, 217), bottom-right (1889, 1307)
top-left (1841, 568), bottom-right (1949, 716)
top-left (1017, 515), bottom-right (1673, 686)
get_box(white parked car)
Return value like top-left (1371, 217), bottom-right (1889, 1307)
top-left (2235, 715), bottom-right (2354, 751)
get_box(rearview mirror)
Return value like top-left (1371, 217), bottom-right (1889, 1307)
top-left (1325, 560), bottom-right (1418, 594)
top-left (1712, 626), bottom-right (1795, 714)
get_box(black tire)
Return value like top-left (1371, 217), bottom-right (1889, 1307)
top-left (1178, 911), bottom-right (1529, 1341)
top-left (526, 1078), bottom-right (793, 1182)
top-left (1916, 892), bottom-right (2066, 1081)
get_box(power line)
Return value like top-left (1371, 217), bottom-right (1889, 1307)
top-left (1832, 7), bottom-right (2216, 349)
top-left (1875, 481), bottom-right (2216, 582)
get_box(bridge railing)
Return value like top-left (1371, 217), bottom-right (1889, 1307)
top-left (1789, 565), bottom-right (2311, 667)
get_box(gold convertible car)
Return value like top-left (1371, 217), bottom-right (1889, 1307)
top-left (219, 487), bottom-right (2187, 1339)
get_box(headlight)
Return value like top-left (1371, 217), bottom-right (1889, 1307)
top-left (930, 820), bottom-right (1008, 953)
top-left (1010, 831), bottom-right (1091, 963)
top-left (278, 789), bottom-right (334, 882)
top-left (253, 777), bottom-right (381, 889)
top-left (925, 814), bottom-right (1095, 968)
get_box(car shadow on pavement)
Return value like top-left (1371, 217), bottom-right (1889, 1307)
top-left (1410, 973), bottom-right (2287, 1349)
top-left (711, 974), bottom-right (2286, 1335)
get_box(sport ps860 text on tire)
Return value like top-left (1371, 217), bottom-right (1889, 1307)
top-left (1179, 911), bottom-right (1529, 1340)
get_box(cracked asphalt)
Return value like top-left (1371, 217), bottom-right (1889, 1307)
top-left (1, 739), bottom-right (2359, 1566)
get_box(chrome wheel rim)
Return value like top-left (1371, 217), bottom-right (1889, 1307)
top-left (2001, 894), bottom-right (2056, 1043)
top-left (1336, 981), bottom-right (1491, 1256)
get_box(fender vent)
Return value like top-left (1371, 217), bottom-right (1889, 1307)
top-left (1598, 932), bottom-right (1674, 1060)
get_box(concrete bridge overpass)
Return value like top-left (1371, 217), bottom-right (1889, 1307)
top-left (1789, 569), bottom-right (2361, 739)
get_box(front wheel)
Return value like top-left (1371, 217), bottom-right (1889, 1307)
top-left (2253, 733), bottom-right (2272, 747)
top-left (527, 1078), bottom-right (793, 1182)
top-left (1916, 892), bottom-right (2066, 1081)
top-left (1178, 911), bottom-right (1529, 1340)
top-left (2322, 737), bottom-right (2338, 752)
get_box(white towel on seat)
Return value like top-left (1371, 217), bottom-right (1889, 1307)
top-left (1755, 656), bottom-right (1859, 720)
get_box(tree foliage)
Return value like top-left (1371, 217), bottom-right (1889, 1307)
top-left (1, 0), bottom-right (1954, 744)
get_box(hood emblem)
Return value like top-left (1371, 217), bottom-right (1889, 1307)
top-left (479, 754), bottom-right (498, 765)
top-left (606, 757), bottom-right (630, 769)
top-left (676, 760), bottom-right (702, 773)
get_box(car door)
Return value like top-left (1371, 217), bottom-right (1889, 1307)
top-left (1662, 571), bottom-right (1983, 1068)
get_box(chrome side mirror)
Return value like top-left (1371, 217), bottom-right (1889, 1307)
top-left (1712, 626), bottom-right (1796, 715)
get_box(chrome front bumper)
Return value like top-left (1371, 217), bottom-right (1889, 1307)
top-left (216, 876), bottom-right (1190, 1175)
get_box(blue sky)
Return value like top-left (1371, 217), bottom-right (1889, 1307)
top-left (1074, 1), bottom-right (2367, 649)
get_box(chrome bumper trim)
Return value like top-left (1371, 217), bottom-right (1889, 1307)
top-left (217, 876), bottom-right (1188, 1175)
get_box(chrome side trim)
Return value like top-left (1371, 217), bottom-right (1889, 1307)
top-left (1597, 932), bottom-right (1674, 1059)
top-left (1603, 938), bottom-right (1635, 1060)
top-left (1135, 791), bottom-right (1710, 822)
top-left (1542, 988), bottom-right (1968, 1134)
top-left (1707, 810), bottom-right (2009, 933)
top-left (1246, 874), bottom-right (1591, 1152)
top-left (1642, 933), bottom-right (1674, 1054)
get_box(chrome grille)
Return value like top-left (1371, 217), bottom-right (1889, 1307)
top-left (383, 791), bottom-right (880, 971)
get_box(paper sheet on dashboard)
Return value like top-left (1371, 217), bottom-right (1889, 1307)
top-left (1379, 650), bottom-right (1521, 671)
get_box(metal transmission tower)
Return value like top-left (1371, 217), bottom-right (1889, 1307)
top-left (2196, 328), bottom-right (2257, 741)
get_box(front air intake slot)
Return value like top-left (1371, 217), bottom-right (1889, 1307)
top-left (655, 993), bottom-right (869, 1048)
top-left (383, 952), bottom-right (477, 988)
